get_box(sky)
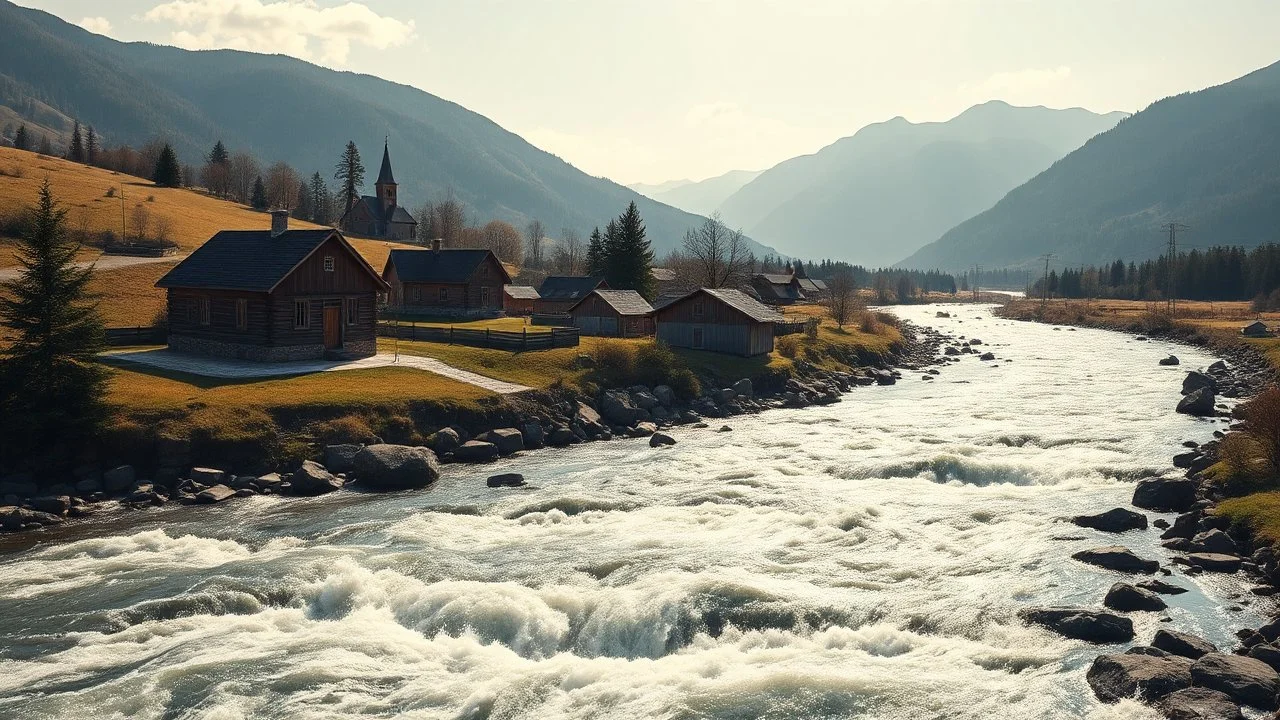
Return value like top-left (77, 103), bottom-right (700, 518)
top-left (15, 0), bottom-right (1280, 185)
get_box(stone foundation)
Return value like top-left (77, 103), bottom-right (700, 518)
top-left (168, 334), bottom-right (327, 362)
top-left (341, 339), bottom-right (377, 357)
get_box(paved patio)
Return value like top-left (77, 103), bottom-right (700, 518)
top-left (102, 349), bottom-right (531, 394)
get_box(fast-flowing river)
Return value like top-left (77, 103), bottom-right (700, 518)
top-left (0, 304), bottom-right (1258, 719)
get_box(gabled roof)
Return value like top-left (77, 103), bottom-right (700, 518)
top-left (537, 276), bottom-right (608, 301)
top-left (759, 273), bottom-right (795, 285)
top-left (797, 278), bottom-right (824, 293)
top-left (386, 248), bottom-right (511, 284)
top-left (350, 195), bottom-right (417, 228)
top-left (659, 287), bottom-right (785, 323)
top-left (156, 228), bottom-right (388, 292)
top-left (569, 289), bottom-right (654, 316)
top-left (752, 275), bottom-right (805, 301)
top-left (504, 285), bottom-right (540, 300)
top-left (377, 142), bottom-right (396, 185)
top-left (651, 267), bottom-right (676, 282)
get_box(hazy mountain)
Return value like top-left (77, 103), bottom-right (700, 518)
top-left (902, 61), bottom-right (1280, 271)
top-left (0, 1), bottom-right (771, 256)
top-left (717, 101), bottom-right (1125, 266)
top-left (630, 169), bottom-right (762, 217)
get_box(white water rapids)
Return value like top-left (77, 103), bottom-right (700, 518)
top-left (0, 304), bottom-right (1261, 719)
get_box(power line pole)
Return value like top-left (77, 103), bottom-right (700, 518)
top-left (1040, 254), bottom-right (1055, 311)
top-left (1162, 222), bottom-right (1189, 317)
top-left (971, 264), bottom-right (982, 301)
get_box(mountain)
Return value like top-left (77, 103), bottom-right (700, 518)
top-left (716, 101), bottom-right (1125, 266)
top-left (629, 169), bottom-right (762, 217)
top-left (901, 61), bottom-right (1280, 271)
top-left (0, 1), bottom-right (770, 256)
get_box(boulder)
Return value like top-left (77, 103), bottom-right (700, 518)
top-left (548, 426), bottom-right (575, 447)
top-left (323, 444), bottom-right (363, 473)
top-left (1134, 477), bottom-right (1198, 513)
top-left (486, 473), bottom-right (526, 488)
top-left (1162, 512), bottom-right (1202, 539)
top-left (427, 427), bottom-right (461, 455)
top-left (1152, 629), bottom-right (1217, 659)
top-left (1247, 644), bottom-right (1280, 672)
top-left (352, 445), bottom-right (439, 490)
top-left (1186, 553), bottom-right (1242, 573)
top-left (631, 390), bottom-right (660, 410)
top-left (1156, 687), bottom-right (1243, 720)
top-left (1177, 387), bottom-right (1216, 417)
top-left (74, 478), bottom-right (101, 494)
top-left (1208, 360), bottom-right (1229, 374)
top-left (453, 441), bottom-right (499, 463)
top-left (979, 352), bottom-right (996, 361)
top-left (1018, 607), bottom-right (1134, 643)
top-left (630, 422), bottom-right (656, 438)
top-left (1173, 451), bottom-right (1200, 469)
top-left (576, 402), bottom-right (603, 426)
top-left (1137, 579), bottom-right (1189, 596)
top-left (1072, 546), bottom-right (1160, 574)
top-left (1072, 508), bottom-right (1148, 533)
top-left (1189, 528), bottom-right (1238, 555)
top-left (1160, 356), bottom-right (1181, 366)
top-left (650, 432), bottom-right (677, 447)
top-left (0, 474), bottom-right (37, 499)
top-left (731, 378), bottom-right (753, 399)
top-left (1104, 582), bottom-right (1168, 612)
top-left (102, 465), bottom-right (136, 492)
top-left (1182, 371), bottom-right (1217, 395)
top-left (1086, 652), bottom-right (1192, 702)
top-left (601, 391), bottom-right (639, 426)
top-left (1189, 653), bottom-right (1279, 709)
top-left (479, 428), bottom-right (524, 456)
top-left (28, 495), bottom-right (71, 516)
top-left (195, 484), bottom-right (236, 503)
top-left (189, 467), bottom-right (226, 484)
top-left (289, 460), bottom-right (344, 495)
top-left (521, 422), bottom-right (545, 449)
top-left (0, 506), bottom-right (64, 531)
top-left (255, 473), bottom-right (283, 489)
top-left (653, 385), bottom-right (675, 407)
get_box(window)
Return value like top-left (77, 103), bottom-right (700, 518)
top-left (439, 287), bottom-right (449, 302)
top-left (692, 300), bottom-right (705, 318)
top-left (236, 299), bottom-right (247, 330)
top-left (346, 298), bottom-right (358, 325)
top-left (412, 287), bottom-right (421, 303)
top-left (692, 327), bottom-right (704, 349)
top-left (480, 265), bottom-right (489, 279)
top-left (323, 256), bottom-right (335, 272)
top-left (480, 286), bottom-right (490, 305)
top-left (199, 297), bottom-right (211, 326)
top-left (294, 300), bottom-right (309, 329)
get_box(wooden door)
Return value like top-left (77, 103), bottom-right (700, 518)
top-left (323, 305), bottom-right (341, 349)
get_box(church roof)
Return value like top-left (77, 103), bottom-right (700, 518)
top-left (377, 141), bottom-right (396, 185)
top-left (354, 195), bottom-right (416, 227)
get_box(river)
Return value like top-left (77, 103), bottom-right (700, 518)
top-left (0, 304), bottom-right (1257, 719)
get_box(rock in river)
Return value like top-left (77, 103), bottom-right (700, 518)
top-left (1189, 653), bottom-right (1279, 709)
top-left (1133, 477), bottom-right (1198, 513)
top-left (1072, 507), bottom-right (1148, 533)
top-left (1177, 387), bottom-right (1216, 417)
top-left (1159, 355), bottom-right (1181, 366)
top-left (650, 432), bottom-right (677, 447)
top-left (1103, 582), bottom-right (1168, 612)
top-left (195, 484), bottom-right (236, 503)
top-left (290, 460), bottom-right (345, 495)
top-left (1182, 370), bottom-right (1216, 395)
top-left (452, 441), bottom-right (499, 463)
top-left (1019, 607), bottom-right (1134, 643)
top-left (486, 473), bottom-right (525, 488)
top-left (323, 444), bottom-right (363, 473)
top-left (478, 428), bottom-right (524, 456)
top-left (1188, 528), bottom-right (1237, 555)
top-left (1185, 553), bottom-right (1242, 573)
top-left (1072, 546), bottom-right (1160, 574)
top-left (1156, 687), bottom-right (1243, 720)
top-left (1138, 579), bottom-right (1189, 596)
top-left (353, 445), bottom-right (440, 490)
top-left (1152, 629), bottom-right (1217, 659)
top-left (1086, 652), bottom-right (1192, 702)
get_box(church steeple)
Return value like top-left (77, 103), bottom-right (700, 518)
top-left (375, 139), bottom-right (397, 214)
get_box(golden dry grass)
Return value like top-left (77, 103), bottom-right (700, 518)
top-left (385, 315), bottom-right (553, 333)
top-left (89, 260), bottom-right (175, 326)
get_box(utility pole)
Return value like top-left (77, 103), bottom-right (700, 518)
top-left (972, 264), bottom-right (982, 301)
top-left (1040, 254), bottom-right (1055, 311)
top-left (1162, 222), bottom-right (1189, 318)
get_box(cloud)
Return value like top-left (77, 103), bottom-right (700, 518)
top-left (142, 0), bottom-right (416, 66)
top-left (78, 16), bottom-right (113, 34)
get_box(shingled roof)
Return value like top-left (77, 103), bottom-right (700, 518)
top-left (377, 141), bottom-right (396, 185)
top-left (569, 289), bottom-right (654, 316)
top-left (537, 276), bottom-right (608, 301)
top-left (504, 285), bottom-right (540, 300)
top-left (386, 248), bottom-right (510, 284)
top-left (156, 229), bottom-right (386, 292)
top-left (659, 287), bottom-right (784, 323)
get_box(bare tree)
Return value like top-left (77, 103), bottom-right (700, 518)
top-left (265, 161), bottom-right (300, 209)
top-left (682, 212), bottom-right (752, 288)
top-left (557, 226), bottom-right (583, 274)
top-left (525, 218), bottom-right (545, 268)
top-left (228, 152), bottom-right (260, 204)
top-left (481, 220), bottom-right (523, 263)
top-left (434, 192), bottom-right (466, 247)
top-left (826, 265), bottom-right (857, 328)
top-left (130, 203), bottom-right (150, 242)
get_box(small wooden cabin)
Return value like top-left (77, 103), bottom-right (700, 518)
top-left (568, 289), bottom-right (654, 337)
top-left (383, 245), bottom-right (511, 314)
top-left (751, 273), bottom-right (806, 305)
top-left (535, 276), bottom-right (609, 314)
top-left (504, 285), bottom-right (539, 315)
top-left (155, 211), bottom-right (389, 361)
top-left (654, 287), bottom-right (784, 356)
top-left (1243, 320), bottom-right (1272, 338)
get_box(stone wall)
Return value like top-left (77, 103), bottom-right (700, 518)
top-left (168, 334), bottom-right (327, 362)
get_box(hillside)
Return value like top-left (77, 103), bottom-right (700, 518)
top-left (629, 169), bottom-right (762, 217)
top-left (902, 60), bottom-right (1280, 271)
top-left (0, 0), bottom-right (765, 256)
top-left (717, 101), bottom-right (1125, 267)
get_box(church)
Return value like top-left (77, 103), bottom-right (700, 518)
top-left (339, 142), bottom-right (418, 242)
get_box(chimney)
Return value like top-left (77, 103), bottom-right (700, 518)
top-left (431, 237), bottom-right (441, 252)
top-left (270, 209), bottom-right (289, 237)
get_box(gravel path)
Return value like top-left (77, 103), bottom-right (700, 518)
top-left (0, 253), bottom-right (182, 281)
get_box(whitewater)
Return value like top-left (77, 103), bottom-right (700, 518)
top-left (0, 304), bottom-right (1258, 719)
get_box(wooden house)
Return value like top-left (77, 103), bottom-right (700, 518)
top-left (339, 142), bottom-right (417, 241)
top-left (155, 211), bottom-right (389, 361)
top-left (751, 273), bottom-right (806, 305)
top-left (504, 285), bottom-right (539, 315)
top-left (568, 289), bottom-right (654, 337)
top-left (1243, 320), bottom-right (1272, 338)
top-left (534, 276), bottom-right (609, 314)
top-left (654, 287), bottom-right (784, 356)
top-left (383, 244), bottom-right (511, 315)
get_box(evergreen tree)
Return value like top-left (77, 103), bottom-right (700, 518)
top-left (38, 134), bottom-right (53, 155)
top-left (86, 125), bottom-right (97, 165)
top-left (13, 124), bottom-right (29, 151)
top-left (67, 120), bottom-right (85, 163)
top-left (603, 202), bottom-right (655, 298)
top-left (207, 140), bottom-right (230, 165)
top-left (0, 179), bottom-right (108, 471)
top-left (334, 141), bottom-right (365, 224)
top-left (250, 175), bottom-right (268, 210)
top-left (309, 172), bottom-right (331, 224)
top-left (585, 226), bottom-right (606, 276)
top-left (293, 180), bottom-right (313, 220)
top-left (152, 143), bottom-right (182, 187)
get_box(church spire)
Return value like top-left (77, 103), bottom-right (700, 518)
top-left (376, 138), bottom-right (396, 186)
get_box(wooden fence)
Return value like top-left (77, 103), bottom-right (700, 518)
top-left (377, 322), bottom-right (579, 351)
top-left (105, 326), bottom-right (166, 345)
top-left (774, 321), bottom-right (808, 336)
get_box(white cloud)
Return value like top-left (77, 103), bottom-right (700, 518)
top-left (78, 16), bottom-right (113, 34)
top-left (142, 0), bottom-right (416, 66)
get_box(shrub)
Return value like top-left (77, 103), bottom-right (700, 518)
top-left (777, 335), bottom-right (799, 358)
top-left (1241, 387), bottom-right (1280, 476)
top-left (593, 341), bottom-right (635, 378)
top-left (0, 208), bottom-right (28, 237)
top-left (666, 368), bottom-right (701, 399)
top-left (311, 415), bottom-right (378, 445)
top-left (803, 318), bottom-right (819, 341)
top-left (105, 187), bottom-right (116, 198)
top-left (859, 311), bottom-right (879, 334)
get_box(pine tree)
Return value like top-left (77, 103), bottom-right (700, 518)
top-left (250, 175), bottom-right (268, 210)
top-left (152, 143), bottom-right (181, 187)
top-left (333, 141), bottom-right (365, 224)
top-left (67, 120), bottom-right (85, 163)
top-left (603, 202), bottom-right (655, 297)
top-left (293, 180), bottom-right (313, 220)
top-left (309, 172), bottom-right (331, 224)
top-left (86, 125), bottom-right (97, 165)
top-left (585, 226), bottom-right (605, 276)
top-left (207, 140), bottom-right (229, 165)
top-left (13, 124), bottom-right (29, 151)
top-left (38, 134), bottom-right (53, 155)
top-left (0, 179), bottom-right (108, 471)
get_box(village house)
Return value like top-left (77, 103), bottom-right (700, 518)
top-left (751, 272), bottom-right (806, 305)
top-left (534, 276), bottom-right (609, 315)
top-left (1243, 319), bottom-right (1273, 338)
top-left (383, 243), bottom-right (510, 314)
top-left (793, 263), bottom-right (828, 298)
top-left (155, 211), bottom-right (388, 361)
top-left (568, 289), bottom-right (654, 337)
top-left (654, 287), bottom-right (784, 356)
top-left (339, 141), bottom-right (417, 242)
top-left (503, 285), bottom-right (539, 315)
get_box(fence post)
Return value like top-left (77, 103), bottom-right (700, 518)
top-left (522, 327), bottom-right (527, 351)
top-left (450, 326), bottom-right (454, 344)
top-left (486, 328), bottom-right (491, 348)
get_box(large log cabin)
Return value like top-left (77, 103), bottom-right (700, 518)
top-left (383, 244), bottom-right (510, 315)
top-left (654, 288), bottom-right (784, 356)
top-left (155, 211), bottom-right (389, 361)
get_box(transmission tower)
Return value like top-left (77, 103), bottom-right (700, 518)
top-left (1040, 254), bottom-right (1056, 311)
top-left (1162, 222), bottom-right (1189, 317)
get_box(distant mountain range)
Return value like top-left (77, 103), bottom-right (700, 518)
top-left (0, 0), bottom-right (769, 256)
top-left (902, 60), bottom-right (1280, 271)
top-left (710, 101), bottom-right (1126, 267)
top-left (628, 169), bottom-right (762, 218)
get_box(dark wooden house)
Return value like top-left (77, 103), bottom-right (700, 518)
top-left (155, 211), bottom-right (389, 361)
top-left (383, 245), bottom-right (511, 314)
top-left (751, 273), bottom-right (806, 305)
top-left (568, 289), bottom-right (654, 337)
top-left (504, 285), bottom-right (539, 315)
top-left (534, 276), bottom-right (609, 314)
top-left (339, 142), bottom-right (417, 241)
top-left (654, 287), bottom-right (783, 356)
